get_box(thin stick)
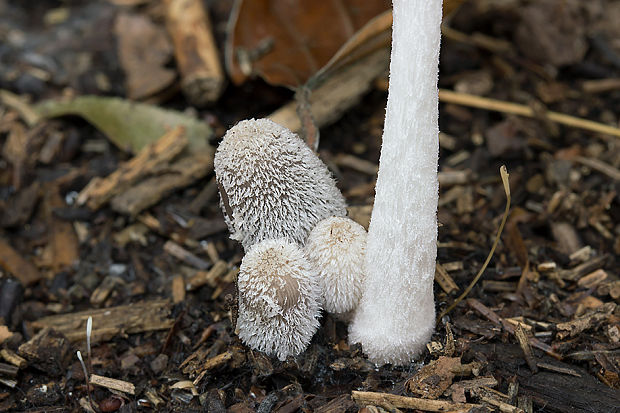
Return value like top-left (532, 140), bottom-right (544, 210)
top-left (438, 165), bottom-right (511, 321)
top-left (352, 391), bottom-right (480, 412)
top-left (439, 89), bottom-right (620, 139)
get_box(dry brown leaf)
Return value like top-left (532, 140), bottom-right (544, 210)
top-left (226, 0), bottom-right (391, 87)
top-left (227, 0), bottom-right (465, 88)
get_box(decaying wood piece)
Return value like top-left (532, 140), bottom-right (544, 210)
top-left (405, 356), bottom-right (462, 399)
top-left (0, 238), bottom-right (42, 286)
top-left (164, 0), bottom-right (225, 105)
top-left (110, 148), bottom-right (213, 216)
top-left (269, 48), bottom-right (390, 133)
top-left (467, 298), bottom-right (562, 359)
top-left (556, 302), bottom-right (616, 340)
top-left (18, 328), bottom-right (72, 376)
top-left (487, 343), bottom-right (620, 413)
top-left (449, 376), bottom-right (498, 403)
top-left (31, 300), bottom-right (174, 342)
top-left (351, 391), bottom-right (481, 412)
top-left (77, 127), bottom-right (187, 210)
top-left (90, 374), bottom-right (135, 395)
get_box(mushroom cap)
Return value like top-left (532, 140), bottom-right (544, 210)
top-left (214, 118), bottom-right (347, 251)
top-left (237, 238), bottom-right (322, 360)
top-left (305, 217), bottom-right (367, 314)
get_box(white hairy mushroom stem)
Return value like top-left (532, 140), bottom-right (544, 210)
top-left (214, 118), bottom-right (347, 251)
top-left (304, 217), bottom-right (367, 317)
top-left (237, 238), bottom-right (322, 360)
top-left (349, 0), bottom-right (442, 365)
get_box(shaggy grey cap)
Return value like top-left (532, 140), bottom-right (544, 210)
top-left (237, 238), bottom-right (322, 360)
top-left (305, 217), bottom-right (367, 315)
top-left (214, 118), bottom-right (346, 251)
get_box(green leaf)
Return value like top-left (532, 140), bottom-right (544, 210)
top-left (34, 96), bottom-right (213, 153)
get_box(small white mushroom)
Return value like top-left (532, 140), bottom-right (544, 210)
top-left (237, 238), bottom-right (322, 360)
top-left (305, 217), bottom-right (367, 316)
top-left (214, 118), bottom-right (347, 251)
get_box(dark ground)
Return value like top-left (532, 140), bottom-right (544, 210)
top-left (0, 0), bottom-right (619, 412)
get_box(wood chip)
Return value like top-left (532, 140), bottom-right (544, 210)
top-left (110, 148), bottom-right (213, 216)
top-left (269, 48), bottom-right (390, 133)
top-left (164, 0), bottom-right (225, 105)
top-left (90, 374), bottom-right (135, 395)
top-left (172, 275), bottom-right (185, 304)
top-left (78, 127), bottom-right (187, 210)
top-left (467, 298), bottom-right (562, 359)
top-left (435, 263), bottom-right (459, 294)
top-left (0, 363), bottom-right (18, 378)
top-left (0, 238), bottom-right (43, 286)
top-left (556, 302), bottom-right (616, 340)
top-left (114, 12), bottom-right (175, 100)
top-left (351, 390), bottom-right (481, 412)
top-left (558, 254), bottom-right (608, 281)
top-left (577, 269), bottom-right (608, 289)
top-left (0, 326), bottom-right (13, 345)
top-left (514, 325), bottom-right (538, 373)
top-left (31, 299), bottom-right (174, 342)
top-left (0, 349), bottom-right (27, 369)
top-left (18, 328), bottom-right (72, 376)
top-left (164, 240), bottom-right (209, 270)
top-left (186, 260), bottom-right (229, 291)
top-left (405, 356), bottom-right (461, 399)
top-left (192, 351), bottom-right (234, 386)
top-left (44, 185), bottom-right (80, 271)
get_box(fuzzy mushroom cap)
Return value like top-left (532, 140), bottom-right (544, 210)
top-left (214, 118), bottom-right (347, 251)
top-left (305, 217), bottom-right (367, 315)
top-left (237, 238), bottom-right (322, 360)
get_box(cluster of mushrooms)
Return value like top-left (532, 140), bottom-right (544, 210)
top-left (214, 118), bottom-right (368, 361)
top-left (214, 0), bottom-right (442, 365)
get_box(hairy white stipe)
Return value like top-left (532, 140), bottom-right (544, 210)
top-left (214, 118), bottom-right (347, 251)
top-left (236, 238), bottom-right (322, 360)
top-left (305, 217), bottom-right (367, 315)
top-left (349, 0), bottom-right (442, 365)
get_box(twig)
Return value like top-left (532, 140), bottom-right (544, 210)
top-left (574, 156), bottom-right (620, 181)
top-left (439, 89), bottom-right (620, 139)
top-left (351, 391), bottom-right (480, 412)
top-left (514, 324), bottom-right (538, 373)
top-left (438, 165), bottom-right (511, 321)
top-left (90, 374), bottom-right (136, 395)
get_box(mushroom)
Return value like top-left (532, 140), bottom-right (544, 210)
top-left (348, 0), bottom-right (442, 364)
top-left (214, 118), bottom-right (347, 251)
top-left (304, 216), bottom-right (367, 317)
top-left (236, 238), bottom-right (322, 360)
